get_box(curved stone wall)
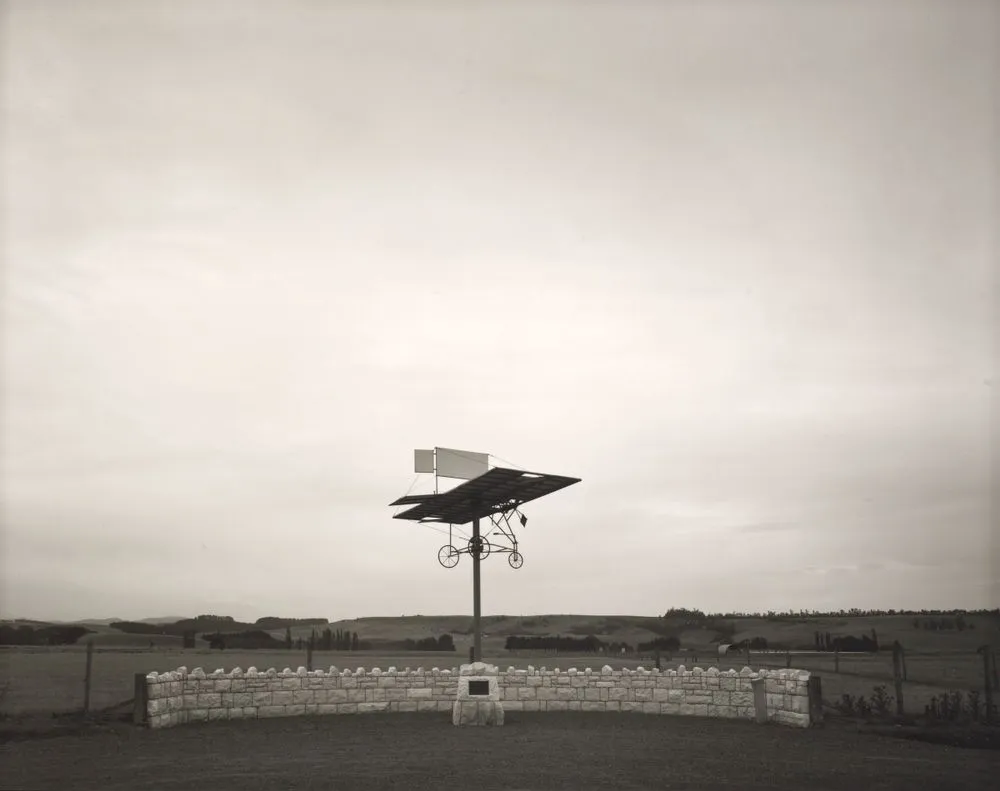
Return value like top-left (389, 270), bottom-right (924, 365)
top-left (143, 664), bottom-right (812, 729)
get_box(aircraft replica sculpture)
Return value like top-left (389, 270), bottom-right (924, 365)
top-left (390, 447), bottom-right (581, 662)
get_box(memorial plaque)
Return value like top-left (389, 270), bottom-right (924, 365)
top-left (468, 680), bottom-right (490, 697)
top-left (453, 662), bottom-right (504, 726)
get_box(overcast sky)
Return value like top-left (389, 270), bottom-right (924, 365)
top-left (2, 0), bottom-right (997, 623)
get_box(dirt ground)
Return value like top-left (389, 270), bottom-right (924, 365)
top-left (2, 712), bottom-right (998, 791)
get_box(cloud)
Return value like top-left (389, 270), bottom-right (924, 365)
top-left (2, 0), bottom-right (996, 620)
top-left (733, 523), bottom-right (798, 535)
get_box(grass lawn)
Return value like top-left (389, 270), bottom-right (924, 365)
top-left (2, 711), bottom-right (998, 791)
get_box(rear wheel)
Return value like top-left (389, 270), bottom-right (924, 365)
top-left (438, 544), bottom-right (461, 568)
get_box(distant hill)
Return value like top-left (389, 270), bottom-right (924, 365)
top-left (313, 610), bottom-right (1000, 655)
top-left (139, 616), bottom-right (189, 625)
top-left (4, 609), bottom-right (997, 654)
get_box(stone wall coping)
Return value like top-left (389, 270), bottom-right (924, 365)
top-left (146, 665), bottom-right (810, 682)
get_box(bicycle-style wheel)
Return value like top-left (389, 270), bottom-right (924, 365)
top-left (438, 544), bottom-right (461, 568)
top-left (508, 551), bottom-right (524, 569)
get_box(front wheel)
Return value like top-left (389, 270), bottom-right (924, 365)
top-left (508, 551), bottom-right (524, 569)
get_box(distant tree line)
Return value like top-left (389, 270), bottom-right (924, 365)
top-left (110, 616), bottom-right (245, 637)
top-left (199, 627), bottom-right (370, 651)
top-left (728, 637), bottom-right (770, 651)
top-left (109, 615), bottom-right (334, 638)
top-left (662, 608), bottom-right (711, 623)
top-left (663, 607), bottom-right (999, 620)
top-left (379, 635), bottom-right (456, 652)
top-left (103, 618), bottom-right (366, 652)
top-left (202, 630), bottom-right (286, 650)
top-left (912, 615), bottom-right (971, 631)
top-left (297, 628), bottom-right (361, 651)
top-left (255, 617), bottom-right (329, 630)
top-left (813, 629), bottom-right (879, 652)
top-left (109, 621), bottom-right (176, 636)
top-left (637, 636), bottom-right (681, 653)
top-left (0, 624), bottom-right (92, 646)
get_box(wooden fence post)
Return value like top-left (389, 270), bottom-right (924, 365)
top-left (83, 639), bottom-right (94, 714)
top-left (807, 675), bottom-right (824, 727)
top-left (834, 645), bottom-right (839, 674)
top-left (745, 643), bottom-right (751, 668)
top-left (979, 645), bottom-right (993, 724)
top-left (892, 642), bottom-right (905, 716)
top-left (306, 642), bottom-right (314, 672)
top-left (786, 649), bottom-right (792, 669)
top-left (134, 673), bottom-right (148, 726)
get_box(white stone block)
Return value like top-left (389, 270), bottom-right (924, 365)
top-left (452, 700), bottom-right (504, 726)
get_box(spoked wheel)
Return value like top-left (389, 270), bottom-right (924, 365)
top-left (467, 536), bottom-right (491, 560)
top-left (508, 550), bottom-right (524, 569)
top-left (438, 544), bottom-right (461, 568)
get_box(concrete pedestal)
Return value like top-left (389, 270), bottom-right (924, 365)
top-left (452, 662), bottom-right (504, 727)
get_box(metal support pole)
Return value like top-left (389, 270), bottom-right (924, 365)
top-left (473, 516), bottom-right (482, 662)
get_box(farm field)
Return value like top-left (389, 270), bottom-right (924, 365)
top-left (0, 644), bottom-right (988, 718)
top-left (3, 711), bottom-right (998, 791)
top-left (3, 611), bottom-right (996, 719)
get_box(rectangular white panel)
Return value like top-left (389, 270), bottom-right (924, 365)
top-left (414, 449), bottom-right (435, 473)
top-left (435, 447), bottom-right (489, 480)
